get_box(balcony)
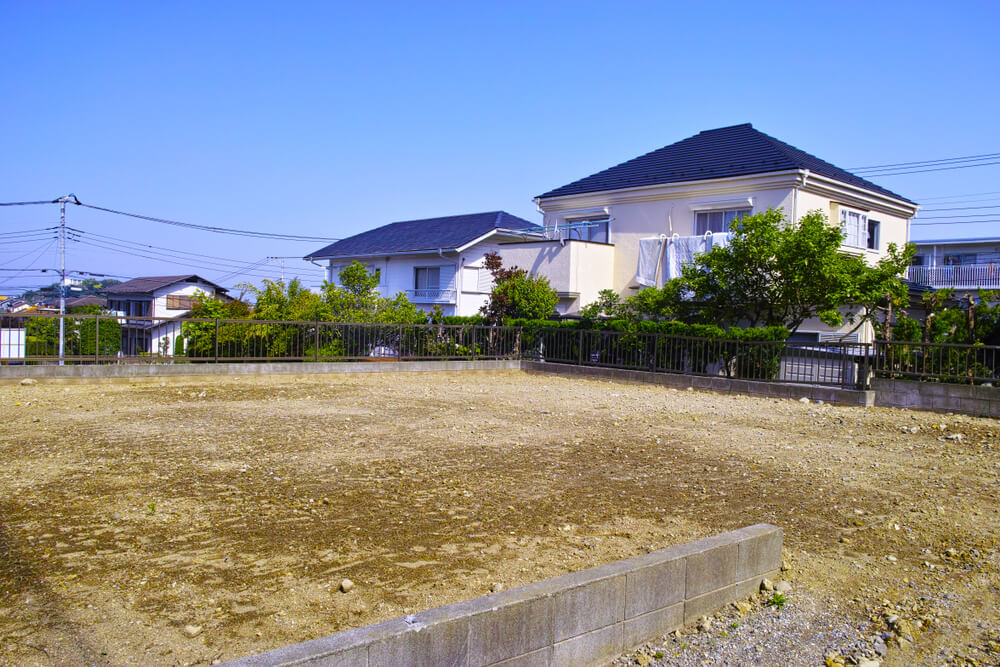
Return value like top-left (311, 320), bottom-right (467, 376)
top-left (906, 264), bottom-right (1000, 290)
top-left (498, 240), bottom-right (615, 305)
top-left (408, 288), bottom-right (457, 304)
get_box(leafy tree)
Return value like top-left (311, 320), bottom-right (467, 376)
top-left (677, 209), bottom-right (868, 332)
top-left (480, 251), bottom-right (559, 324)
top-left (72, 304), bottom-right (121, 357)
top-left (584, 209), bottom-right (913, 336)
top-left (321, 262), bottom-right (425, 324)
top-left (181, 291), bottom-right (252, 357)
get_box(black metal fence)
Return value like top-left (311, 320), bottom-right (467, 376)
top-left (872, 339), bottom-right (1000, 384)
top-left (2, 313), bottom-right (997, 388)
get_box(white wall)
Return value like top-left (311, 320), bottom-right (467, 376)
top-left (0, 328), bottom-right (25, 359)
top-left (540, 186), bottom-right (793, 297)
top-left (151, 281), bottom-right (221, 319)
top-left (324, 239), bottom-right (508, 317)
top-left (498, 240), bottom-right (615, 313)
top-left (149, 281), bottom-right (222, 355)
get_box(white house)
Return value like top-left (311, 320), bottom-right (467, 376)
top-left (305, 211), bottom-right (542, 317)
top-left (105, 275), bottom-right (229, 355)
top-left (530, 123), bottom-right (920, 341)
top-left (908, 237), bottom-right (1000, 294)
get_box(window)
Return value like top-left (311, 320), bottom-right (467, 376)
top-left (560, 217), bottom-right (609, 243)
top-left (414, 267), bottom-right (441, 290)
top-left (166, 294), bottom-right (196, 310)
top-left (910, 255), bottom-right (924, 266)
top-left (867, 219), bottom-right (880, 251)
top-left (840, 208), bottom-right (868, 248)
top-left (943, 253), bottom-right (976, 266)
top-left (695, 208), bottom-right (750, 235)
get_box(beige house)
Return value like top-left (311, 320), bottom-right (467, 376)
top-left (525, 123), bottom-right (919, 341)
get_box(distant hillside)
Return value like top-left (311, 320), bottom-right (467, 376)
top-left (18, 278), bottom-right (122, 302)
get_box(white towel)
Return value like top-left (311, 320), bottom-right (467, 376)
top-left (706, 232), bottom-right (733, 251)
top-left (666, 235), bottom-right (713, 280)
top-left (635, 237), bottom-right (663, 287)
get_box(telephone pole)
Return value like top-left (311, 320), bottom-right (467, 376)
top-left (54, 194), bottom-right (78, 365)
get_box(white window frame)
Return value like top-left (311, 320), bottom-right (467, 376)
top-left (867, 219), bottom-right (880, 251)
top-left (840, 207), bottom-right (868, 249)
top-left (414, 266), bottom-right (441, 291)
top-left (694, 208), bottom-right (751, 235)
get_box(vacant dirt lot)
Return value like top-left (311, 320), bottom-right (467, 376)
top-left (0, 370), bottom-right (997, 666)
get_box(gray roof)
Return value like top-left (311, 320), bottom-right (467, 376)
top-left (537, 123), bottom-right (916, 204)
top-left (306, 211), bottom-right (539, 260)
top-left (104, 275), bottom-right (227, 295)
top-left (911, 237), bottom-right (1000, 247)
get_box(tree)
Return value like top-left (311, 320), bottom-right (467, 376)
top-left (676, 209), bottom-right (863, 332)
top-left (321, 262), bottom-right (426, 324)
top-left (480, 251), bottom-right (559, 324)
top-left (181, 291), bottom-right (252, 357)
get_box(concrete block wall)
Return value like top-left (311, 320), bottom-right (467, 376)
top-left (224, 524), bottom-right (781, 667)
top-left (523, 361), bottom-right (875, 408)
top-left (872, 378), bottom-right (1000, 417)
top-left (0, 360), bottom-right (522, 383)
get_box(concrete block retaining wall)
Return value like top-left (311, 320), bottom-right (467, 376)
top-left (0, 360), bottom-right (522, 383)
top-left (872, 378), bottom-right (1000, 418)
top-left (523, 361), bottom-right (876, 408)
top-left (224, 524), bottom-right (782, 667)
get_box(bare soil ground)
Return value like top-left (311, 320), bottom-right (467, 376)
top-left (0, 370), bottom-right (997, 666)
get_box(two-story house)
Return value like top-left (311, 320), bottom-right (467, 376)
top-left (105, 275), bottom-right (229, 355)
top-left (525, 123), bottom-right (920, 340)
top-left (908, 237), bottom-right (1000, 294)
top-left (305, 211), bottom-right (541, 317)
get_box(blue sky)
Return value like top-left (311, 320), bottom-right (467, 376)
top-left (2, 1), bottom-right (998, 295)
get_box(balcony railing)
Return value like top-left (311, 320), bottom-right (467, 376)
top-left (907, 264), bottom-right (1000, 290)
top-left (408, 288), bottom-right (457, 303)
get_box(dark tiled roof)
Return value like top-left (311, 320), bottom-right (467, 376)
top-left (65, 296), bottom-right (107, 308)
top-left (306, 211), bottom-right (539, 259)
top-left (104, 275), bottom-right (227, 295)
top-left (537, 124), bottom-right (916, 204)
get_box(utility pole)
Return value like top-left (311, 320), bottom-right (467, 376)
top-left (268, 256), bottom-right (305, 284)
top-left (268, 257), bottom-right (286, 283)
top-left (54, 194), bottom-right (78, 365)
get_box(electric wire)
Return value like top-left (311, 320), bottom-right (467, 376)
top-left (0, 200), bottom-right (57, 207)
top-left (856, 160), bottom-right (1000, 177)
top-left (0, 240), bottom-right (57, 289)
top-left (910, 223), bottom-right (1000, 227)
top-left (0, 226), bottom-right (58, 237)
top-left (77, 201), bottom-right (339, 242)
top-left (65, 226), bottom-right (323, 273)
top-left (70, 238), bottom-right (289, 282)
top-left (849, 151), bottom-right (1000, 172)
top-left (69, 235), bottom-right (322, 281)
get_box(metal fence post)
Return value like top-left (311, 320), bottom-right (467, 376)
top-left (95, 316), bottom-right (100, 364)
top-left (214, 319), bottom-right (220, 363)
top-left (577, 329), bottom-right (584, 366)
top-left (314, 320), bottom-right (320, 363)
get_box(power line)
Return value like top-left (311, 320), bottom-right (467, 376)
top-left (65, 226), bottom-right (322, 272)
top-left (70, 238), bottom-right (285, 281)
top-left (918, 204), bottom-right (1000, 212)
top-left (855, 160), bottom-right (1000, 178)
top-left (918, 190), bottom-right (1000, 201)
top-left (0, 200), bottom-right (57, 206)
top-left (912, 213), bottom-right (1000, 220)
top-left (910, 223), bottom-right (1000, 227)
top-left (0, 226), bottom-right (58, 237)
top-left (850, 151), bottom-right (1000, 172)
top-left (0, 241), bottom-right (56, 289)
top-left (70, 236), bottom-right (320, 281)
top-left (77, 201), bottom-right (340, 242)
